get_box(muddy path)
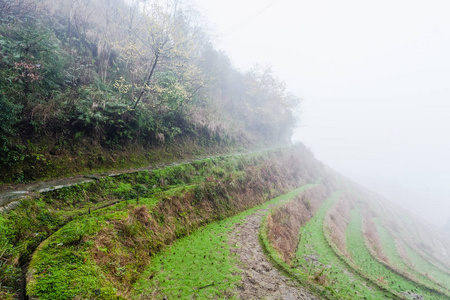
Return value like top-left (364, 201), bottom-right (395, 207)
top-left (228, 208), bottom-right (319, 300)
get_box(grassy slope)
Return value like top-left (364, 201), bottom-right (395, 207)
top-left (346, 205), bottom-right (447, 300)
top-left (23, 147), bottom-right (324, 299)
top-left (295, 193), bottom-right (393, 299)
top-left (1, 154), bottom-right (253, 298)
top-left (132, 185), bottom-right (315, 299)
top-left (373, 217), bottom-right (450, 292)
top-left (261, 191), bottom-right (391, 299)
top-left (403, 242), bottom-right (450, 289)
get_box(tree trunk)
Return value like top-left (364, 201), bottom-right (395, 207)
top-left (132, 52), bottom-right (159, 110)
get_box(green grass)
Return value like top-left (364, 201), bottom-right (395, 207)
top-left (132, 184), bottom-right (316, 299)
top-left (403, 242), bottom-right (450, 291)
top-left (290, 192), bottom-right (391, 299)
top-left (346, 206), bottom-right (447, 299)
top-left (27, 197), bottom-right (161, 299)
top-left (23, 144), bottom-right (323, 299)
top-left (1, 152), bottom-right (268, 297)
top-left (132, 219), bottom-right (241, 299)
top-left (373, 218), bottom-right (449, 293)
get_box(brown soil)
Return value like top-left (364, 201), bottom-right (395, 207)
top-left (228, 209), bottom-right (319, 300)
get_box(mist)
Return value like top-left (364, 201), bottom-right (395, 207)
top-left (192, 0), bottom-right (450, 228)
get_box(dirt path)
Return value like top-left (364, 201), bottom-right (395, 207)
top-left (0, 147), bottom-right (281, 211)
top-left (228, 208), bottom-right (319, 300)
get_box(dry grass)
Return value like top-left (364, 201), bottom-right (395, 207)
top-left (311, 268), bottom-right (329, 286)
top-left (267, 185), bottom-right (329, 264)
top-left (363, 208), bottom-right (389, 263)
top-left (396, 240), bottom-right (413, 268)
top-left (324, 194), bottom-right (353, 257)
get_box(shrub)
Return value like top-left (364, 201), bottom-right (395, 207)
top-left (0, 92), bottom-right (21, 147)
top-left (0, 92), bottom-right (23, 173)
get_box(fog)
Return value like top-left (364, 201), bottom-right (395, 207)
top-left (192, 0), bottom-right (450, 228)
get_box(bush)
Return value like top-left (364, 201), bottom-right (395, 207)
top-left (0, 92), bottom-right (21, 146)
top-left (0, 92), bottom-right (23, 172)
top-left (0, 19), bottom-right (67, 103)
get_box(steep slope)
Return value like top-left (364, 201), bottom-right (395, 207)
top-left (2, 143), bottom-right (450, 299)
top-left (0, 0), bottom-right (298, 183)
top-left (2, 2), bottom-right (450, 299)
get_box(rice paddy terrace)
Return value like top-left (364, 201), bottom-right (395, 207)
top-left (1, 146), bottom-right (450, 299)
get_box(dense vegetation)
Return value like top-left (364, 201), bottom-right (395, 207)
top-left (0, 0), bottom-right (299, 182)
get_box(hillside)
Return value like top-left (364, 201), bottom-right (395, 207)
top-left (1, 146), bottom-right (324, 299)
top-left (2, 146), bottom-right (450, 299)
top-left (0, 0), bottom-right (298, 183)
top-left (2, 1), bottom-right (450, 300)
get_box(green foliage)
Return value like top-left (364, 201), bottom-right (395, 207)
top-left (0, 0), bottom-right (302, 182)
top-left (199, 49), bottom-right (299, 142)
top-left (0, 92), bottom-right (22, 157)
top-left (154, 70), bottom-right (188, 110)
top-left (0, 18), bottom-right (67, 102)
top-left (71, 83), bottom-right (134, 142)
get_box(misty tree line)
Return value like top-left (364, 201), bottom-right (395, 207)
top-left (0, 0), bottom-right (300, 163)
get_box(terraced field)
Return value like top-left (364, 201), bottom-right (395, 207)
top-left (346, 205), bottom-right (447, 299)
top-left (2, 146), bottom-right (450, 299)
top-left (1, 146), bottom-right (328, 299)
top-left (264, 184), bottom-right (450, 300)
top-left (373, 217), bottom-right (450, 292)
top-left (263, 192), bottom-right (394, 299)
top-left (132, 185), bottom-right (316, 299)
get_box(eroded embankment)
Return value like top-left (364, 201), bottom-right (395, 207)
top-left (8, 145), bottom-right (325, 299)
top-left (265, 184), bottom-right (331, 264)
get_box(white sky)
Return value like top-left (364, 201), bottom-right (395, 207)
top-left (191, 0), bottom-right (450, 228)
